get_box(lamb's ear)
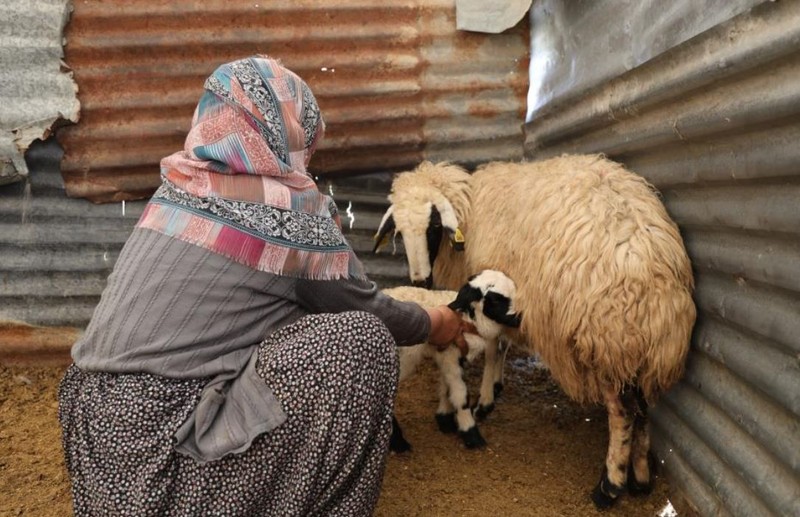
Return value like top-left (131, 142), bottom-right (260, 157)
top-left (482, 292), bottom-right (522, 328)
top-left (433, 197), bottom-right (465, 251)
top-left (373, 206), bottom-right (395, 254)
top-left (447, 283), bottom-right (482, 319)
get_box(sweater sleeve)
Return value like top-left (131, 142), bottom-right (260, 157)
top-left (293, 277), bottom-right (430, 346)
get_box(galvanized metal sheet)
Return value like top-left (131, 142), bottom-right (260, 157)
top-left (0, 139), bottom-right (410, 333)
top-left (524, 1), bottom-right (800, 515)
top-left (526, 0), bottom-right (766, 121)
top-left (57, 0), bottom-right (529, 202)
top-left (0, 0), bottom-right (80, 185)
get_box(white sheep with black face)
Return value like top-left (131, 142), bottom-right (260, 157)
top-left (385, 269), bottom-right (520, 452)
top-left (374, 156), bottom-right (696, 509)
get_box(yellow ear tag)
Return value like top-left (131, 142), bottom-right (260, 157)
top-left (451, 227), bottom-right (465, 251)
top-left (374, 233), bottom-right (390, 249)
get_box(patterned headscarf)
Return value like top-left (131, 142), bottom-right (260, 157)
top-left (137, 56), bottom-right (366, 280)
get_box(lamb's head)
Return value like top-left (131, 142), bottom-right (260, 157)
top-left (373, 162), bottom-right (468, 288)
top-left (448, 269), bottom-right (521, 339)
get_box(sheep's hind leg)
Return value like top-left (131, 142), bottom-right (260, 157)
top-left (591, 386), bottom-right (635, 509)
top-left (474, 338), bottom-right (500, 421)
top-left (627, 386), bottom-right (654, 495)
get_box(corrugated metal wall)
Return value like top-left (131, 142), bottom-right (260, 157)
top-left (0, 139), bottom-right (408, 333)
top-left (525, 2), bottom-right (800, 516)
top-left (58, 0), bottom-right (529, 202)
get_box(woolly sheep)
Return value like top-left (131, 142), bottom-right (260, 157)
top-left (384, 269), bottom-right (520, 451)
top-left (374, 155), bottom-right (696, 509)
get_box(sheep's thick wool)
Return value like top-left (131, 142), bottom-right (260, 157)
top-left (390, 155), bottom-right (696, 405)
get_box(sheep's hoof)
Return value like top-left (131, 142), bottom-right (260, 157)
top-left (627, 476), bottom-right (652, 496)
top-left (474, 403), bottom-right (495, 421)
top-left (627, 458), bottom-right (654, 496)
top-left (390, 417), bottom-right (412, 453)
top-left (435, 412), bottom-right (458, 434)
top-left (493, 382), bottom-right (504, 398)
top-left (590, 469), bottom-right (624, 510)
top-left (459, 426), bottom-right (487, 449)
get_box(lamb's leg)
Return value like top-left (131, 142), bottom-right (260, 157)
top-left (434, 374), bottom-right (458, 434)
top-left (591, 387), bottom-right (635, 509)
top-left (627, 387), bottom-right (653, 495)
top-left (492, 338), bottom-right (511, 398)
top-left (389, 415), bottom-right (412, 453)
top-left (474, 338), bottom-right (499, 421)
top-left (439, 355), bottom-right (486, 448)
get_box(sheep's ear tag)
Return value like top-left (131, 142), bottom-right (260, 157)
top-left (373, 232), bottom-right (390, 250)
top-left (451, 227), bottom-right (465, 251)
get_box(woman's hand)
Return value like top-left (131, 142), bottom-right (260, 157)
top-left (425, 305), bottom-right (475, 356)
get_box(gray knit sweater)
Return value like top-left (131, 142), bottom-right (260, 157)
top-left (71, 228), bottom-right (429, 462)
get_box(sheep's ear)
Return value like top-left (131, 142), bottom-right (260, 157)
top-left (434, 197), bottom-right (465, 252)
top-left (447, 283), bottom-right (482, 318)
top-left (373, 206), bottom-right (395, 254)
top-left (482, 292), bottom-right (522, 328)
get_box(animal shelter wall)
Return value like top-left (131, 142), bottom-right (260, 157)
top-left (524, 1), bottom-right (800, 515)
top-left (56, 0), bottom-right (530, 202)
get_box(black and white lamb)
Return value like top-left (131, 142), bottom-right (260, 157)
top-left (384, 269), bottom-right (520, 452)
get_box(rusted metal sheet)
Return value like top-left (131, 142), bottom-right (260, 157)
top-left (58, 0), bottom-right (529, 202)
top-left (524, 1), bottom-right (800, 516)
top-left (0, 0), bottom-right (79, 185)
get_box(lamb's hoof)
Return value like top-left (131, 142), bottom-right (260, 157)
top-left (493, 382), bottom-right (504, 398)
top-left (459, 426), bottom-right (487, 449)
top-left (627, 461), bottom-right (653, 496)
top-left (474, 403), bottom-right (495, 421)
top-left (389, 435), bottom-right (412, 453)
top-left (591, 469), bottom-right (624, 510)
top-left (435, 412), bottom-right (458, 434)
top-left (390, 417), bottom-right (412, 453)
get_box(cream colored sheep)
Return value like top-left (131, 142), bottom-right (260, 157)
top-left (374, 154), bottom-right (696, 509)
top-left (385, 270), bottom-right (520, 451)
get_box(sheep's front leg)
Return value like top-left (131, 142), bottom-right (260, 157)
top-left (437, 354), bottom-right (486, 449)
top-left (474, 338), bottom-right (500, 421)
top-left (591, 387), bottom-right (634, 509)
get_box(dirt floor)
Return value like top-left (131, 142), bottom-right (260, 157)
top-left (1, 350), bottom-right (675, 517)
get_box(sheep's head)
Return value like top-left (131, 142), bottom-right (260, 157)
top-left (373, 162), bottom-right (467, 288)
top-left (448, 269), bottom-right (521, 339)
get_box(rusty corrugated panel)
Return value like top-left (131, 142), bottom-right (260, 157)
top-left (0, 0), bottom-right (79, 185)
top-left (58, 0), bottom-right (529, 202)
top-left (524, 2), bottom-right (800, 516)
